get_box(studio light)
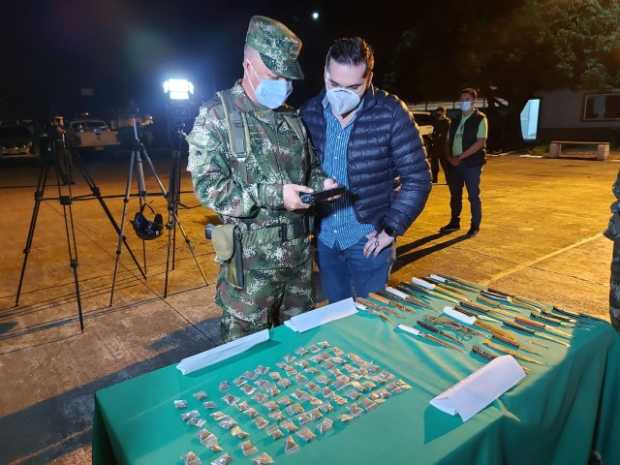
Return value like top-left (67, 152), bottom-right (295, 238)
top-left (163, 79), bottom-right (195, 101)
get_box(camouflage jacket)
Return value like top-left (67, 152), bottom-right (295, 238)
top-left (187, 80), bottom-right (327, 269)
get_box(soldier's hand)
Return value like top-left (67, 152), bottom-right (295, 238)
top-left (283, 184), bottom-right (313, 211)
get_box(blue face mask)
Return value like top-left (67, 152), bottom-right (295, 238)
top-left (248, 61), bottom-right (292, 109)
top-left (326, 87), bottom-right (361, 116)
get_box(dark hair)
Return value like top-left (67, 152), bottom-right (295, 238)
top-left (325, 37), bottom-right (375, 77)
top-left (436, 106), bottom-right (445, 113)
top-left (461, 88), bottom-right (478, 99)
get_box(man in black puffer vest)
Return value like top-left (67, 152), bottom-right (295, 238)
top-left (301, 37), bottom-right (431, 303)
top-left (440, 88), bottom-right (488, 237)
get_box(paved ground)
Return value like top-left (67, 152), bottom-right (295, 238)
top-left (0, 152), bottom-right (616, 464)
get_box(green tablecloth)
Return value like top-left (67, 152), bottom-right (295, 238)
top-left (93, 300), bottom-right (620, 465)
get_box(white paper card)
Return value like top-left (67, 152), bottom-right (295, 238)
top-left (443, 306), bottom-right (477, 325)
top-left (176, 329), bottom-right (270, 375)
top-left (284, 298), bottom-right (357, 333)
top-left (430, 274), bottom-right (448, 283)
top-left (430, 355), bottom-right (526, 422)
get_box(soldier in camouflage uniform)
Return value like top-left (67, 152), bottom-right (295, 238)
top-left (186, 16), bottom-right (336, 342)
top-left (605, 170), bottom-right (620, 330)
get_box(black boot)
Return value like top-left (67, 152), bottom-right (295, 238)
top-left (466, 224), bottom-right (480, 237)
top-left (439, 221), bottom-right (460, 234)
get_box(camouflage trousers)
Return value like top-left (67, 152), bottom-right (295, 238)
top-left (216, 258), bottom-right (313, 342)
top-left (610, 241), bottom-right (620, 331)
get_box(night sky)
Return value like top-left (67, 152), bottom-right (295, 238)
top-left (3, 1), bottom-right (519, 120)
top-left (2, 1), bottom-right (435, 118)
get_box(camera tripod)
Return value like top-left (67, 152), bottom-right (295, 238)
top-left (14, 130), bottom-right (146, 331)
top-left (108, 118), bottom-right (208, 306)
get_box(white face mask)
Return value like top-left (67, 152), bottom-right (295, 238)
top-left (247, 60), bottom-right (292, 109)
top-left (459, 100), bottom-right (473, 112)
top-left (326, 87), bottom-right (361, 115)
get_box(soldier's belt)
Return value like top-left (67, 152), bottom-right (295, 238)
top-left (242, 219), bottom-right (309, 244)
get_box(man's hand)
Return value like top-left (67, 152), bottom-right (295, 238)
top-left (363, 230), bottom-right (395, 257)
top-left (449, 157), bottom-right (461, 167)
top-left (323, 178), bottom-right (341, 201)
top-left (283, 184), bottom-right (313, 211)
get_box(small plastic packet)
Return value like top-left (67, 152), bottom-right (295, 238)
top-left (285, 403), bottom-right (304, 416)
top-left (277, 378), bottom-right (292, 389)
top-left (184, 451), bottom-right (202, 465)
top-left (284, 435), bottom-right (300, 455)
top-left (218, 417), bottom-right (237, 430)
top-left (295, 346), bottom-right (309, 356)
top-left (317, 340), bottom-right (330, 349)
top-left (306, 382), bottom-right (321, 394)
top-left (396, 379), bottom-right (412, 391)
top-left (210, 453), bottom-right (232, 465)
top-left (328, 367), bottom-right (343, 378)
top-left (266, 424), bottom-right (284, 440)
top-left (276, 361), bottom-right (287, 369)
top-left (222, 395), bottom-right (239, 407)
top-left (308, 344), bottom-right (321, 353)
top-left (254, 416), bottom-right (269, 429)
top-left (296, 412), bottom-right (313, 425)
top-left (309, 407), bottom-right (325, 420)
top-left (269, 371), bottom-right (282, 381)
top-left (240, 439), bottom-right (258, 456)
top-left (174, 400), bottom-right (188, 409)
top-left (376, 388), bottom-right (391, 399)
top-left (252, 392), bottom-right (268, 403)
top-left (193, 391), bottom-right (208, 401)
top-left (333, 375), bottom-right (351, 389)
top-left (253, 452), bottom-right (275, 465)
top-left (254, 365), bottom-right (269, 376)
top-left (295, 374), bottom-right (309, 384)
top-left (283, 366), bottom-right (297, 376)
top-left (294, 359), bottom-right (310, 369)
top-left (331, 394), bottom-right (348, 406)
top-left (348, 403), bottom-right (364, 417)
top-left (361, 397), bottom-right (379, 411)
top-left (331, 346), bottom-right (345, 356)
top-left (350, 381), bottom-right (368, 392)
top-left (283, 354), bottom-right (297, 364)
top-left (243, 369), bottom-right (258, 380)
top-left (189, 417), bottom-right (206, 428)
top-left (181, 410), bottom-right (200, 423)
top-left (199, 432), bottom-right (223, 452)
top-left (236, 400), bottom-right (250, 412)
top-left (296, 426), bottom-right (317, 442)
top-left (233, 376), bottom-right (247, 387)
top-left (368, 391), bottom-right (384, 402)
top-left (269, 410), bottom-right (284, 421)
top-left (244, 407), bottom-right (258, 418)
top-left (322, 387), bottom-right (333, 397)
top-left (349, 373), bottom-right (362, 381)
top-left (240, 384), bottom-right (256, 396)
top-left (218, 381), bottom-right (230, 393)
top-left (315, 375), bottom-right (330, 385)
top-left (344, 389), bottom-right (361, 400)
top-left (331, 356), bottom-right (345, 365)
top-left (322, 360), bottom-right (335, 369)
top-left (317, 417), bottom-right (334, 434)
top-left (277, 395), bottom-right (293, 406)
top-left (203, 401), bottom-right (217, 409)
top-left (318, 402), bottom-right (333, 414)
top-left (231, 425), bottom-right (249, 439)
top-left (339, 413), bottom-right (354, 423)
top-left (267, 385), bottom-right (280, 397)
top-left (291, 389), bottom-right (309, 402)
top-left (263, 400), bottom-right (278, 411)
top-left (348, 352), bottom-right (365, 364)
top-left (363, 380), bottom-right (377, 391)
top-left (304, 367), bottom-right (320, 376)
top-left (210, 411), bottom-right (227, 421)
top-left (308, 396), bottom-right (323, 407)
top-left (343, 364), bottom-right (358, 374)
top-left (280, 419), bottom-right (299, 433)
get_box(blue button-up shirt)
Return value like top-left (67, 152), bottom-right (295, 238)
top-left (318, 99), bottom-right (374, 250)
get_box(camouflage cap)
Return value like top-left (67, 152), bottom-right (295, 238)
top-left (245, 15), bottom-right (304, 80)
